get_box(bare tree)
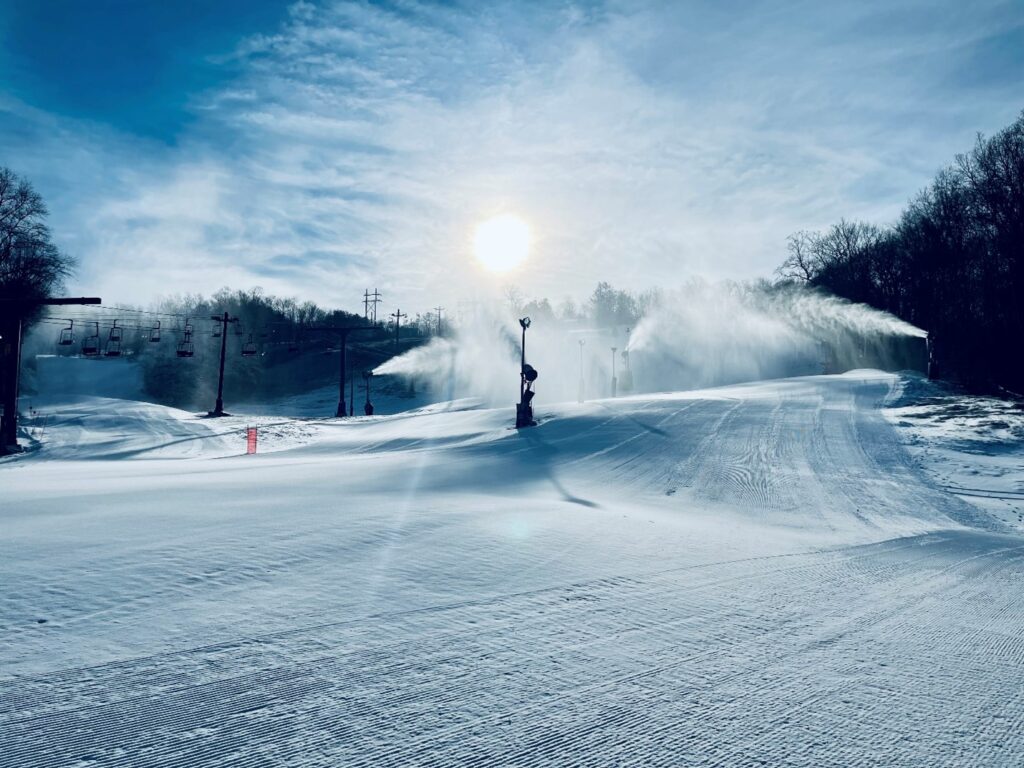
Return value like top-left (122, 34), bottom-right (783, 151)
top-left (776, 231), bottom-right (820, 282)
top-left (502, 284), bottom-right (525, 314)
top-left (0, 168), bottom-right (74, 302)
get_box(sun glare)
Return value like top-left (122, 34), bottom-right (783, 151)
top-left (473, 213), bottom-right (530, 273)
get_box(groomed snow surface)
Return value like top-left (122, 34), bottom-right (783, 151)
top-left (2, 370), bottom-right (1023, 766)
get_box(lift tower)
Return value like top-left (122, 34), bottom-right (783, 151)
top-left (0, 296), bottom-right (101, 454)
top-left (307, 325), bottom-right (375, 417)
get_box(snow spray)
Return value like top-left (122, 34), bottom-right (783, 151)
top-left (374, 282), bottom-right (927, 406)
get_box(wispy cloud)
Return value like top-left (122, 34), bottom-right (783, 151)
top-left (2, 0), bottom-right (1020, 310)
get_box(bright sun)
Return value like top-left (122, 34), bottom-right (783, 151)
top-left (473, 213), bottom-right (530, 273)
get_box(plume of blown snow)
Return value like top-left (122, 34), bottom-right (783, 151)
top-left (374, 282), bottom-right (927, 407)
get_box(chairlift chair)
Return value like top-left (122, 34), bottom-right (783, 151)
top-left (58, 320), bottom-right (75, 346)
top-left (150, 320), bottom-right (161, 343)
top-left (212, 322), bottom-right (223, 338)
top-left (241, 334), bottom-right (257, 357)
top-left (82, 323), bottom-right (101, 356)
top-left (105, 323), bottom-right (122, 357)
top-left (176, 333), bottom-right (195, 358)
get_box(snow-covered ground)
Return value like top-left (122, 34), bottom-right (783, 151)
top-left (2, 370), bottom-right (1023, 766)
top-left (886, 374), bottom-right (1024, 532)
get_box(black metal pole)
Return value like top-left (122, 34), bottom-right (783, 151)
top-left (307, 325), bottom-right (373, 418)
top-left (336, 329), bottom-right (348, 417)
top-left (520, 322), bottom-right (527, 401)
top-left (578, 339), bottom-right (585, 404)
top-left (611, 347), bottom-right (617, 398)
top-left (364, 371), bottom-right (374, 415)
top-left (1, 316), bottom-right (23, 451)
top-left (213, 312), bottom-right (229, 416)
top-left (0, 297), bottom-right (100, 454)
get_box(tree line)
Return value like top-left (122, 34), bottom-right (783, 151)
top-left (776, 112), bottom-right (1024, 393)
top-left (505, 281), bottom-right (656, 329)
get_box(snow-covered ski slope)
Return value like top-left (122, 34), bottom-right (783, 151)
top-left (2, 371), bottom-right (1023, 766)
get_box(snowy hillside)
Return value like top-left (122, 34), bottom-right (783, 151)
top-left (2, 371), bottom-right (1023, 766)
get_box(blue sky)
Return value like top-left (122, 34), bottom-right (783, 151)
top-left (1, 0), bottom-right (1021, 310)
top-left (0, 0), bottom-right (288, 138)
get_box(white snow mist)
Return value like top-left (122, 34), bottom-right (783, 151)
top-left (375, 282), bottom-right (927, 406)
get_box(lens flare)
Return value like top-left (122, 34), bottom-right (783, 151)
top-left (473, 214), bottom-right (530, 272)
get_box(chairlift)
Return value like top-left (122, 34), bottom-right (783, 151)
top-left (82, 323), bottom-right (100, 356)
top-left (58, 320), bottom-right (75, 346)
top-left (150, 320), bottom-right (161, 343)
top-left (176, 332), bottom-right (195, 358)
top-left (235, 322), bottom-right (245, 336)
top-left (212, 321), bottom-right (223, 338)
top-left (241, 333), bottom-right (257, 357)
top-left (105, 322), bottom-right (122, 357)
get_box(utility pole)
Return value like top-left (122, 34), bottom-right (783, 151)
top-left (1, 297), bottom-right (101, 453)
top-left (209, 311), bottom-right (239, 417)
top-left (363, 289), bottom-right (370, 321)
top-left (578, 339), bottom-right (586, 403)
top-left (368, 289), bottom-right (382, 324)
top-left (391, 309), bottom-right (407, 348)
top-left (610, 347), bottom-right (618, 398)
top-left (433, 306), bottom-right (444, 335)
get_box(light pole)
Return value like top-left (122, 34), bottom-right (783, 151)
top-left (610, 346), bottom-right (618, 398)
top-left (577, 339), bottom-right (585, 403)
